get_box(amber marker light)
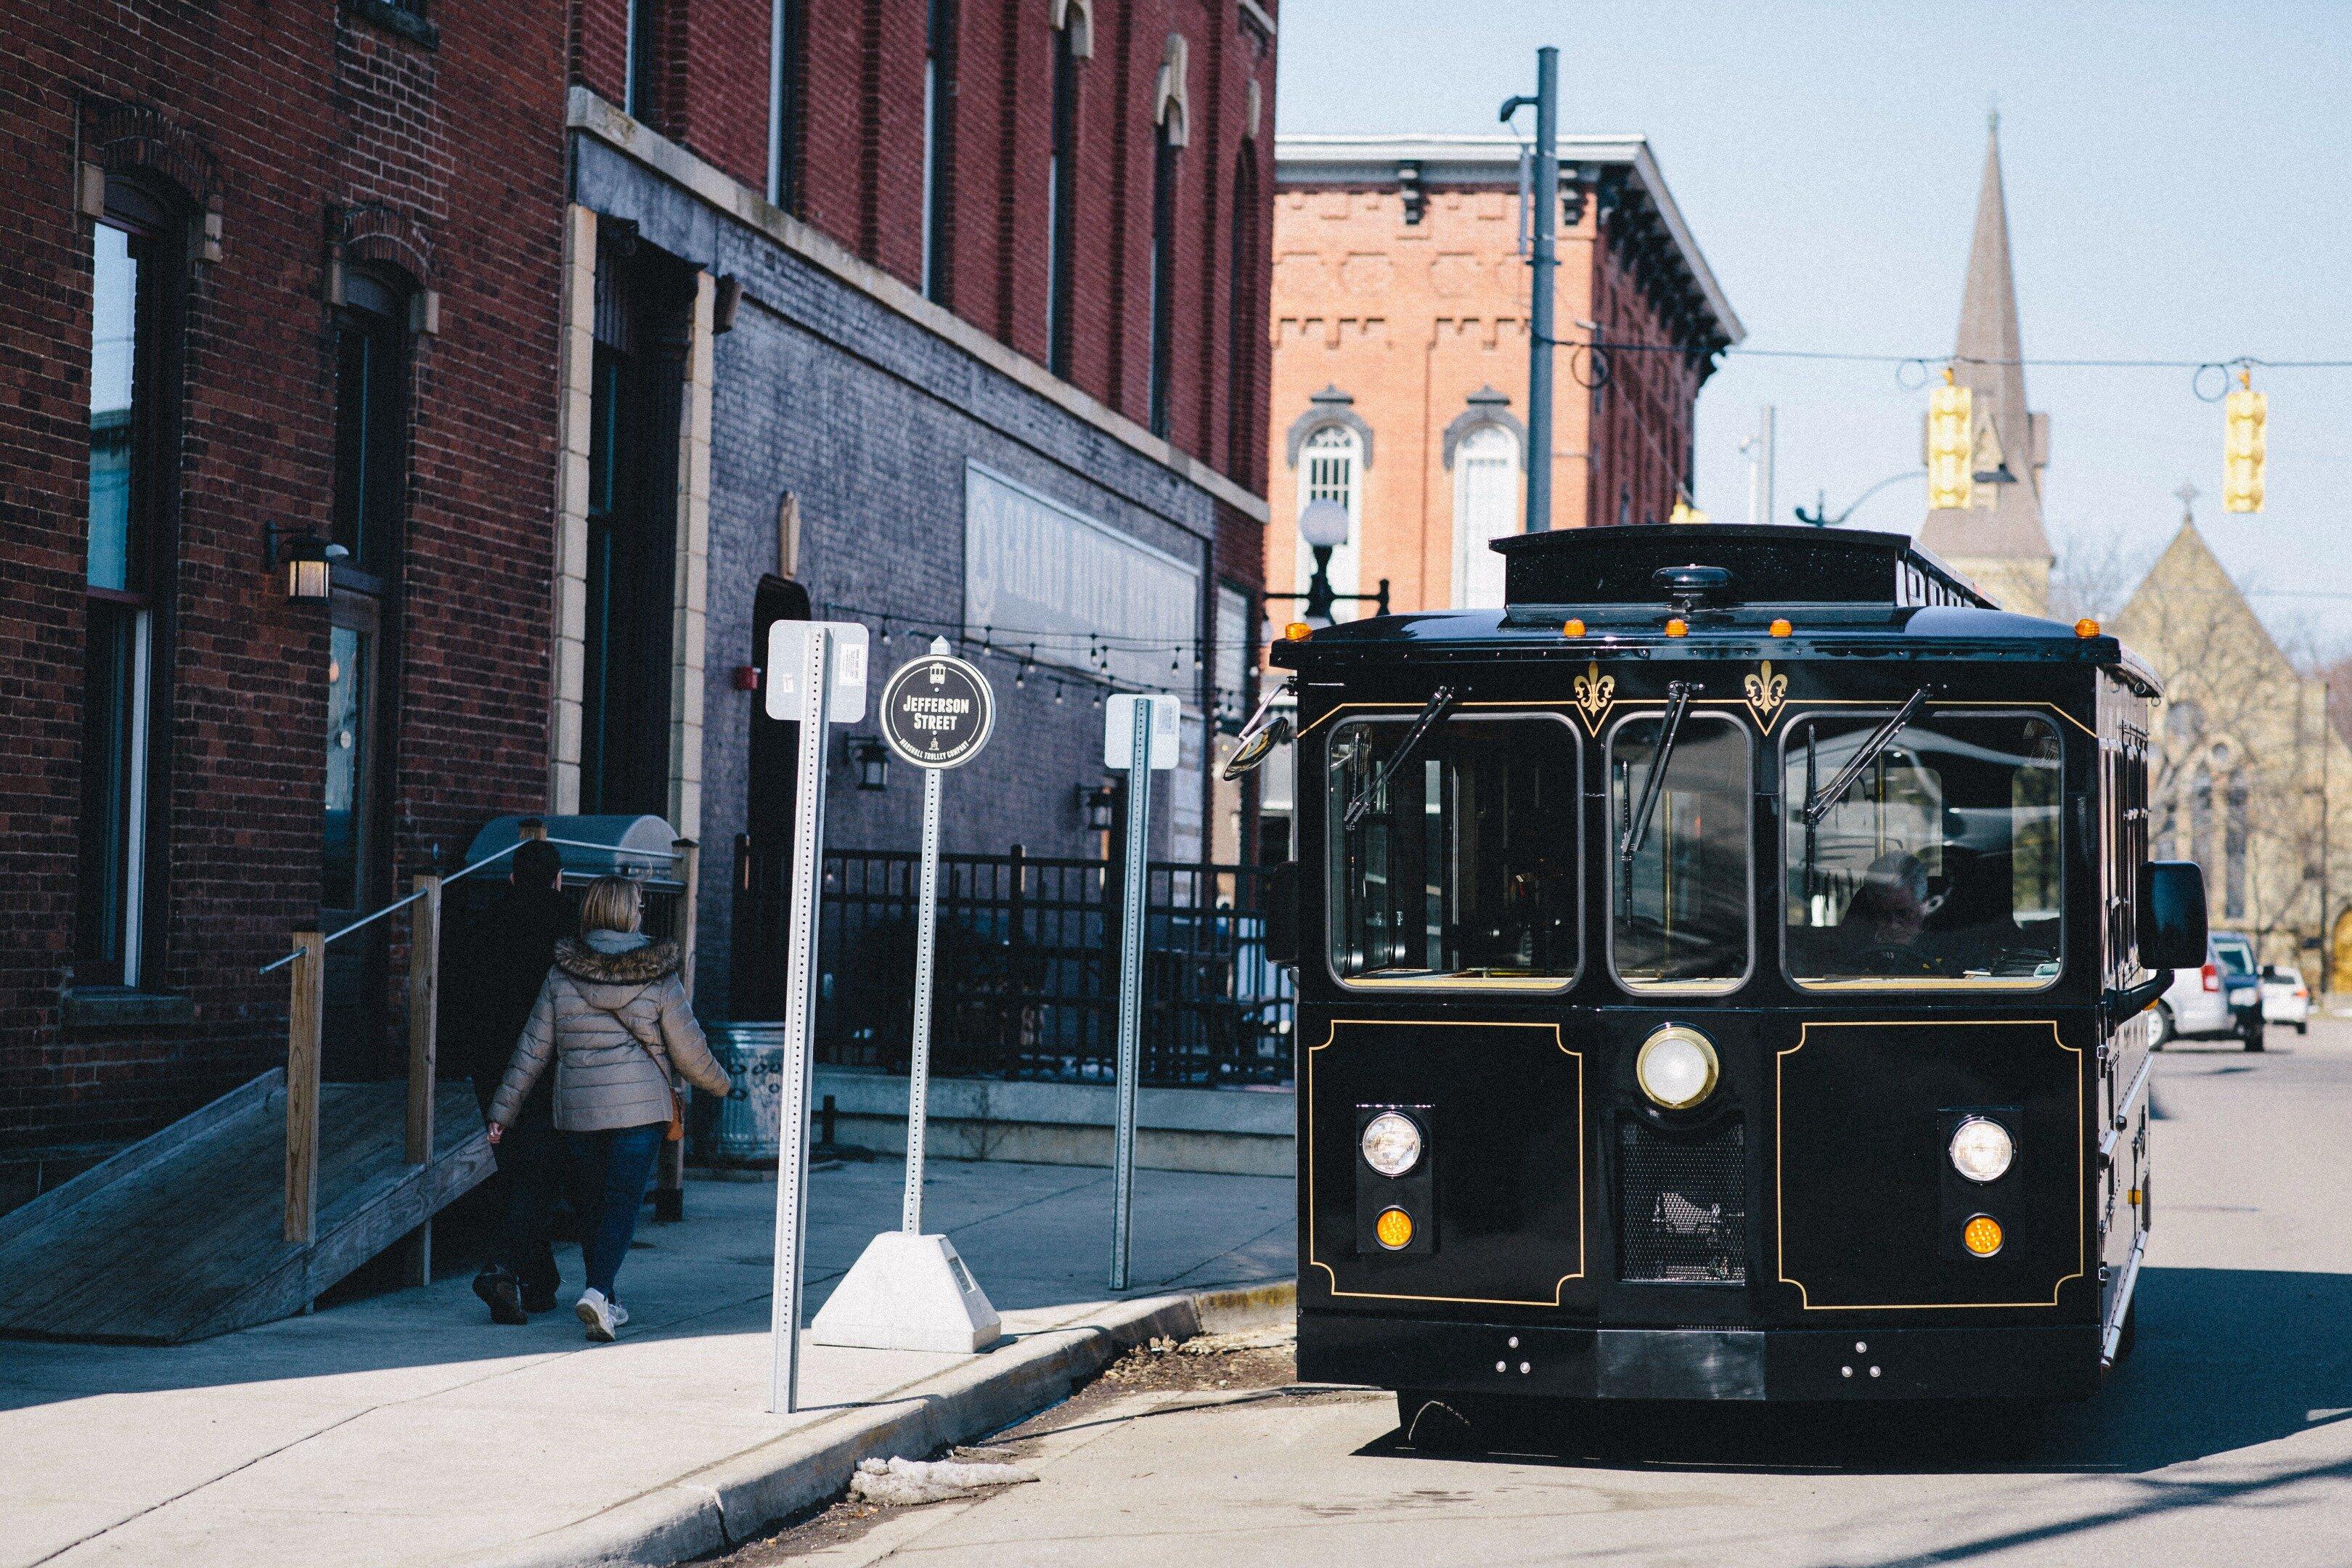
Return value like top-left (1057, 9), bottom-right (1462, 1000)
top-left (1963, 1215), bottom-right (2004, 1257)
top-left (1374, 1207), bottom-right (1415, 1251)
top-left (1284, 621), bottom-right (1312, 642)
top-left (1664, 617), bottom-right (1689, 638)
top-left (1562, 618), bottom-right (1586, 637)
top-left (1769, 618), bottom-right (1793, 637)
top-left (2075, 618), bottom-right (2100, 639)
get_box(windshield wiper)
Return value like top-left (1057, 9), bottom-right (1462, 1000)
top-left (1802, 685), bottom-right (1935, 826)
top-left (1343, 685), bottom-right (1458, 831)
top-left (1618, 680), bottom-right (1698, 864)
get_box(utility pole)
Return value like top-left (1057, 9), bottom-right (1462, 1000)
top-left (1739, 405), bottom-right (1777, 526)
top-left (1502, 47), bottom-right (1559, 534)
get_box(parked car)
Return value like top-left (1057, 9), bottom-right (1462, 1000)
top-left (2153, 931), bottom-right (2266, 1050)
top-left (2261, 963), bottom-right (2313, 1033)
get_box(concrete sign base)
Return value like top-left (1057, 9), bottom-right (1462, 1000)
top-left (809, 1231), bottom-right (1003, 1354)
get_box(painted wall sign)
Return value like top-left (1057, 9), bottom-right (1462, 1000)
top-left (963, 462), bottom-right (1200, 693)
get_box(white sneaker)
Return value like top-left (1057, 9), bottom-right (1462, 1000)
top-left (576, 1288), bottom-right (618, 1342)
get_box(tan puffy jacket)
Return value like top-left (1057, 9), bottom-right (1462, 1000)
top-left (488, 934), bottom-right (733, 1133)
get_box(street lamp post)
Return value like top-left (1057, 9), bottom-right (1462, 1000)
top-left (1265, 497), bottom-right (1390, 626)
top-left (1792, 470), bottom-right (1927, 528)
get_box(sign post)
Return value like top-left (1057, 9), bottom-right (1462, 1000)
top-left (1104, 693), bottom-right (1180, 1291)
top-left (763, 618), bottom-right (867, 1416)
top-left (809, 639), bottom-right (1004, 1355)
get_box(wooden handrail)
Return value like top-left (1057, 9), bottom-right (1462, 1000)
top-left (285, 932), bottom-right (324, 1245)
top-left (405, 875), bottom-right (442, 1167)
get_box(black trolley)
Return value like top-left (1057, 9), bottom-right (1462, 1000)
top-left (1250, 524), bottom-right (2206, 1424)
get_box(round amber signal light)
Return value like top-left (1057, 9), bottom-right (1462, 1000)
top-left (1562, 618), bottom-right (1587, 637)
top-left (1283, 621), bottom-right (1312, 642)
top-left (1664, 617), bottom-right (1689, 637)
top-left (1769, 618), bottom-right (1793, 637)
top-left (2075, 618), bottom-right (2101, 640)
top-left (1962, 1214), bottom-right (2004, 1257)
top-left (1374, 1207), bottom-right (1415, 1251)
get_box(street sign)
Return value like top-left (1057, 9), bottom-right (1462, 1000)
top-left (764, 620), bottom-right (869, 724)
top-left (878, 650), bottom-right (995, 769)
top-left (767, 621), bottom-right (860, 1413)
top-left (1103, 693), bottom-right (1177, 1291)
top-left (1102, 691), bottom-right (1180, 771)
top-left (810, 641), bottom-right (1003, 1355)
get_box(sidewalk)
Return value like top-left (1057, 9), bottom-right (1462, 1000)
top-left (0, 1157), bottom-right (1294, 1568)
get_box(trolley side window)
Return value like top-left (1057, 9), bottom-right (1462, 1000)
top-left (1784, 713), bottom-right (2063, 990)
top-left (1608, 713), bottom-right (1752, 993)
top-left (1326, 714), bottom-right (1579, 988)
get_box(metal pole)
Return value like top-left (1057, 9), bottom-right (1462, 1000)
top-left (1524, 45), bottom-right (1559, 535)
top-left (902, 760), bottom-right (944, 1234)
top-left (770, 625), bottom-right (831, 1415)
top-left (1760, 404), bottom-right (1778, 526)
top-left (1108, 707), bottom-right (1153, 1291)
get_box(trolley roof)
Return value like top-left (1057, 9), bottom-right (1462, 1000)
top-left (1268, 525), bottom-right (2157, 693)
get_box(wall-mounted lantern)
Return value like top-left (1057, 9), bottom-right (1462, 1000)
top-left (1078, 783), bottom-right (1116, 833)
top-left (849, 735), bottom-right (891, 792)
top-left (264, 523), bottom-right (347, 603)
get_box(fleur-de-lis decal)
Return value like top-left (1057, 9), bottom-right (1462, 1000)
top-left (1743, 661), bottom-right (1789, 727)
top-left (1574, 661), bottom-right (1615, 719)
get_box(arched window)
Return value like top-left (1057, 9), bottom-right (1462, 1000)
top-left (2224, 773), bottom-right (2249, 920)
top-left (1146, 119), bottom-right (1180, 436)
top-left (1297, 423), bottom-right (1361, 616)
top-left (919, 0), bottom-right (957, 301)
top-left (2189, 762), bottom-right (2213, 882)
top-left (1450, 423), bottom-right (1519, 609)
top-left (1044, 3), bottom-right (1087, 377)
top-left (1224, 145), bottom-right (1259, 488)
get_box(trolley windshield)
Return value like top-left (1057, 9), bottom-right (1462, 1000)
top-left (1609, 712), bottom-right (1752, 992)
top-left (1784, 712), bottom-right (2063, 989)
top-left (1326, 714), bottom-right (1578, 988)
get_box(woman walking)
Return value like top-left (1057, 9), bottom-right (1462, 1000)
top-left (486, 875), bottom-right (732, 1341)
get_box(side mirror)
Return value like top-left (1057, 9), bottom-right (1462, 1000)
top-left (1262, 861), bottom-right (1301, 968)
top-left (2137, 861), bottom-right (2208, 972)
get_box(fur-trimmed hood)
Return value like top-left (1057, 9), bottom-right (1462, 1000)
top-left (553, 935), bottom-right (682, 986)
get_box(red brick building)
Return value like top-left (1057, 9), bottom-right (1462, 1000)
top-left (0, 0), bottom-right (1280, 1198)
top-left (1266, 135), bottom-right (1740, 616)
top-left (0, 2), bottom-right (569, 1199)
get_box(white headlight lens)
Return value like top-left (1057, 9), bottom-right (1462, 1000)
top-left (1948, 1116), bottom-right (2015, 1183)
top-left (1636, 1026), bottom-right (1718, 1109)
top-left (1359, 1111), bottom-right (1423, 1177)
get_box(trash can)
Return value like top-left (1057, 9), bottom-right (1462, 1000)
top-left (703, 1022), bottom-right (789, 1164)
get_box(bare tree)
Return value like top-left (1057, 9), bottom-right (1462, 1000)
top-left (2047, 526), bottom-right (2156, 624)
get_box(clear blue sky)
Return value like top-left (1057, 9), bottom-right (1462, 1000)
top-left (1275, 1), bottom-right (2352, 645)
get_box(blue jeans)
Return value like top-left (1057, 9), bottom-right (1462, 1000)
top-left (563, 1123), bottom-right (666, 1299)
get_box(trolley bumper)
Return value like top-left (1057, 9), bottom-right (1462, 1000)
top-left (1299, 1312), bottom-right (2102, 1402)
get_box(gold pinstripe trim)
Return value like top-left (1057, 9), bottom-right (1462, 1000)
top-left (1776, 1019), bottom-right (2086, 1310)
top-left (1306, 1019), bottom-right (1585, 1306)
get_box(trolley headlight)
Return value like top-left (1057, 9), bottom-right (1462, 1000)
top-left (1948, 1116), bottom-right (2015, 1184)
top-left (1635, 1026), bottom-right (1719, 1110)
top-left (1359, 1111), bottom-right (1424, 1177)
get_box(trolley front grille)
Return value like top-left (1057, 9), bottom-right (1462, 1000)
top-left (1617, 1118), bottom-right (1748, 1284)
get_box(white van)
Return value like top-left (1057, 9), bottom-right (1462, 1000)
top-left (2153, 931), bottom-right (2265, 1050)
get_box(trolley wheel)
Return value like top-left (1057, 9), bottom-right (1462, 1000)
top-left (2149, 1005), bottom-right (2172, 1050)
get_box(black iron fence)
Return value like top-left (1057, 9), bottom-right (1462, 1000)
top-left (815, 849), bottom-right (1293, 1087)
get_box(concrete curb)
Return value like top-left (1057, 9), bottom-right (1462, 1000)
top-left (459, 1281), bottom-right (1295, 1568)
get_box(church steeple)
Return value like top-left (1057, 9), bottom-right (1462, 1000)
top-left (1919, 113), bottom-right (2054, 614)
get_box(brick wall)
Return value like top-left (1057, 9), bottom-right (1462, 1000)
top-left (0, 2), bottom-right (568, 1164)
top-left (570, 0), bottom-right (1275, 491)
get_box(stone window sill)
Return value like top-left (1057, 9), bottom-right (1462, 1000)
top-left (62, 987), bottom-right (195, 1032)
top-left (348, 0), bottom-right (438, 50)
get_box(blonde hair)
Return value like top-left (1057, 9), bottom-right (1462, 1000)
top-left (579, 874), bottom-right (643, 936)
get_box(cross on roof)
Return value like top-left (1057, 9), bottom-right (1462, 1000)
top-left (2176, 479), bottom-right (2200, 519)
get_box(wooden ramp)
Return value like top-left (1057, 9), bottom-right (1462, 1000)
top-left (0, 1071), bottom-right (494, 1344)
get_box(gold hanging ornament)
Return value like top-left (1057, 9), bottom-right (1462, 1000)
top-left (1925, 367), bottom-right (1975, 511)
top-left (2223, 369), bottom-right (2266, 514)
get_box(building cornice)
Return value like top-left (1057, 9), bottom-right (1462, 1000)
top-left (568, 87), bottom-right (1269, 524)
top-left (1274, 131), bottom-right (1743, 348)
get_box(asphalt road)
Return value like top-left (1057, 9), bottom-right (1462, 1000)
top-left (767, 1016), bottom-right (2352, 1567)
